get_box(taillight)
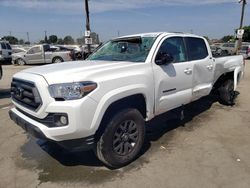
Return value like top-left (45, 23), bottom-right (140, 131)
top-left (248, 47), bottom-right (250, 53)
top-left (70, 52), bottom-right (73, 59)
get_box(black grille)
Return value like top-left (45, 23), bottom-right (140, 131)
top-left (11, 79), bottom-right (42, 111)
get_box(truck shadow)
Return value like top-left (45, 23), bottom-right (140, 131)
top-left (30, 95), bottom-right (217, 169)
top-left (0, 89), bottom-right (11, 99)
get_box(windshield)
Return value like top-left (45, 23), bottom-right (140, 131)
top-left (87, 36), bottom-right (156, 62)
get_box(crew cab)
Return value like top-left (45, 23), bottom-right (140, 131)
top-left (11, 44), bottom-right (73, 65)
top-left (9, 32), bottom-right (244, 168)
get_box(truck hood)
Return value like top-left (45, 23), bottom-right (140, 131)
top-left (12, 52), bottom-right (25, 58)
top-left (22, 60), bottom-right (139, 84)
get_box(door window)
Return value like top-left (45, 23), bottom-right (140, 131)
top-left (6, 43), bottom-right (12, 50)
top-left (1, 43), bottom-right (6, 49)
top-left (156, 37), bottom-right (187, 63)
top-left (185, 37), bottom-right (208, 61)
top-left (27, 46), bottom-right (42, 54)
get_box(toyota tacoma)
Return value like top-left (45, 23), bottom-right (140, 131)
top-left (9, 32), bottom-right (245, 168)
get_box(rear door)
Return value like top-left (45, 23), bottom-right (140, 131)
top-left (184, 37), bottom-right (214, 101)
top-left (5, 43), bottom-right (12, 58)
top-left (153, 36), bottom-right (194, 115)
top-left (25, 46), bottom-right (44, 64)
top-left (0, 42), bottom-right (8, 58)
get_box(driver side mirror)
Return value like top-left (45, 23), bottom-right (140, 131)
top-left (155, 52), bottom-right (174, 65)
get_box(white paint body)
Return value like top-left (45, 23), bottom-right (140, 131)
top-left (10, 33), bottom-right (245, 141)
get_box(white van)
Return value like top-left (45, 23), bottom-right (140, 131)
top-left (0, 41), bottom-right (12, 63)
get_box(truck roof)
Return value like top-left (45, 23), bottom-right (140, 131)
top-left (116, 32), bottom-right (201, 39)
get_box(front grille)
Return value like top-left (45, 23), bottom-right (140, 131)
top-left (11, 79), bottom-right (42, 111)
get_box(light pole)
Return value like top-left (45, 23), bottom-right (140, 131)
top-left (84, 0), bottom-right (91, 54)
top-left (236, 0), bottom-right (247, 54)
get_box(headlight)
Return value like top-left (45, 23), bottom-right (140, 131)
top-left (49, 82), bottom-right (97, 100)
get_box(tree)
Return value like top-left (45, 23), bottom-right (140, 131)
top-left (242, 25), bottom-right (250, 42)
top-left (57, 38), bottom-right (64, 45)
top-left (18, 39), bottom-right (24, 45)
top-left (76, 37), bottom-right (84, 45)
top-left (44, 35), bottom-right (48, 43)
top-left (49, 35), bottom-right (58, 44)
top-left (90, 32), bottom-right (100, 44)
top-left (39, 40), bottom-right (45, 44)
top-left (63, 35), bottom-right (74, 44)
top-left (221, 35), bottom-right (234, 43)
top-left (203, 36), bottom-right (210, 43)
top-left (2, 36), bottom-right (18, 44)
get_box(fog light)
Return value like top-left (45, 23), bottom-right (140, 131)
top-left (60, 116), bottom-right (68, 125)
top-left (53, 114), bottom-right (68, 127)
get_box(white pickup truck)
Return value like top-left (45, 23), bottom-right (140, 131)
top-left (9, 32), bottom-right (245, 168)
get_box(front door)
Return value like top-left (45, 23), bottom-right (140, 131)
top-left (153, 36), bottom-right (194, 115)
top-left (25, 46), bottom-right (44, 64)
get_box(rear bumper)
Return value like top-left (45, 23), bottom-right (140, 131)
top-left (9, 109), bottom-right (95, 151)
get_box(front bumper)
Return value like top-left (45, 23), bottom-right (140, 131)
top-left (9, 109), bottom-right (95, 151)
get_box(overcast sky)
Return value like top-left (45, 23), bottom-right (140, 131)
top-left (0, 0), bottom-right (249, 42)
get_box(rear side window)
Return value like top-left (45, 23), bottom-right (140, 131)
top-left (185, 37), bottom-right (208, 61)
top-left (1, 43), bottom-right (6, 49)
top-left (6, 43), bottom-right (11, 50)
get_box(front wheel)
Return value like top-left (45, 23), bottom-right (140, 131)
top-left (16, 58), bottom-right (26, 66)
top-left (218, 79), bottom-right (236, 106)
top-left (95, 108), bottom-right (145, 168)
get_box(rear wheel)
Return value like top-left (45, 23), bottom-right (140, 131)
top-left (218, 79), bottom-right (236, 105)
top-left (95, 108), bottom-right (145, 168)
top-left (52, 57), bottom-right (63, 63)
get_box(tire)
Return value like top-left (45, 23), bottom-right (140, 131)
top-left (218, 79), bottom-right (236, 106)
top-left (16, 58), bottom-right (26, 66)
top-left (52, 57), bottom-right (63, 63)
top-left (95, 108), bottom-right (145, 168)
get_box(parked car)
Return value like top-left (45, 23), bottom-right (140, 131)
top-left (53, 45), bottom-right (83, 60)
top-left (11, 44), bottom-right (73, 65)
top-left (219, 43), bottom-right (236, 55)
top-left (239, 45), bottom-right (250, 59)
top-left (9, 32), bottom-right (245, 168)
top-left (0, 40), bottom-right (12, 63)
top-left (210, 45), bottom-right (221, 56)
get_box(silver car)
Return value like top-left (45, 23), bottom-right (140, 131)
top-left (12, 44), bottom-right (73, 65)
top-left (239, 45), bottom-right (250, 59)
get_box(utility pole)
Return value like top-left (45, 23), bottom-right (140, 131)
top-left (44, 30), bottom-right (48, 43)
top-left (26, 32), bottom-right (30, 44)
top-left (236, 0), bottom-right (247, 54)
top-left (84, 0), bottom-right (91, 54)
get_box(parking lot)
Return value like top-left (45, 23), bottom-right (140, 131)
top-left (0, 61), bottom-right (250, 188)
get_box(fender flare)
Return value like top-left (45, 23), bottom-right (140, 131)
top-left (234, 66), bottom-right (242, 90)
top-left (89, 85), bottom-right (154, 132)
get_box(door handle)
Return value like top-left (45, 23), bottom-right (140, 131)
top-left (206, 65), bottom-right (213, 70)
top-left (184, 68), bottom-right (192, 75)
